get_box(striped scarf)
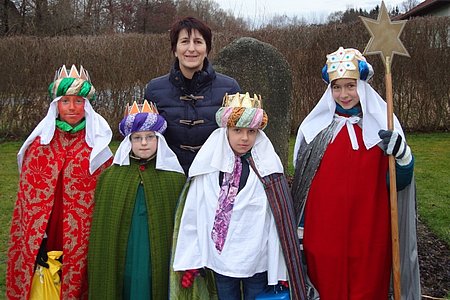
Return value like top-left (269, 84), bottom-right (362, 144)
top-left (247, 157), bottom-right (307, 300)
top-left (48, 77), bottom-right (96, 101)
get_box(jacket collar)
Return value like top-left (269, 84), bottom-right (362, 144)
top-left (169, 58), bottom-right (216, 93)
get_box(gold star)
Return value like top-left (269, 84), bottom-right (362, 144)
top-left (360, 1), bottom-right (409, 65)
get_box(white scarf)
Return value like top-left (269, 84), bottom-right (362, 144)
top-left (17, 96), bottom-right (113, 174)
top-left (189, 128), bottom-right (283, 178)
top-left (293, 80), bottom-right (405, 166)
top-left (113, 131), bottom-right (184, 174)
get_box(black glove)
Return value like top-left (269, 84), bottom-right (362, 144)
top-left (35, 238), bottom-right (49, 269)
top-left (378, 130), bottom-right (412, 166)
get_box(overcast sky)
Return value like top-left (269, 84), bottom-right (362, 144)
top-left (214, 0), bottom-right (410, 24)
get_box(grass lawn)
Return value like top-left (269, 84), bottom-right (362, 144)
top-left (1, 133), bottom-right (449, 296)
top-left (287, 132), bottom-right (450, 244)
top-left (0, 142), bottom-right (21, 298)
top-left (407, 132), bottom-right (450, 244)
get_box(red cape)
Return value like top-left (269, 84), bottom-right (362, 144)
top-left (7, 129), bottom-right (111, 299)
top-left (303, 125), bottom-right (392, 299)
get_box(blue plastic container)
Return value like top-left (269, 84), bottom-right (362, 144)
top-left (255, 285), bottom-right (290, 300)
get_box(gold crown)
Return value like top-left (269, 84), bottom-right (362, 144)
top-left (54, 64), bottom-right (91, 82)
top-left (222, 92), bottom-right (263, 108)
top-left (124, 100), bottom-right (159, 117)
top-left (326, 47), bottom-right (366, 82)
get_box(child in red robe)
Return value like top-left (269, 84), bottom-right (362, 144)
top-left (7, 65), bottom-right (113, 299)
top-left (292, 47), bottom-right (420, 300)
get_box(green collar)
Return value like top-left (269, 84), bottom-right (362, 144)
top-left (55, 119), bottom-right (86, 133)
top-left (242, 151), bottom-right (252, 159)
top-left (130, 153), bottom-right (157, 164)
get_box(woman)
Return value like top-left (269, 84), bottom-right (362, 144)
top-left (144, 16), bottom-right (240, 175)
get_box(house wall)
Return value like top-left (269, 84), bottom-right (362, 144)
top-left (428, 4), bottom-right (450, 17)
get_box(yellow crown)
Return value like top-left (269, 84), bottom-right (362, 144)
top-left (326, 47), bottom-right (366, 82)
top-left (124, 100), bottom-right (159, 117)
top-left (222, 92), bottom-right (263, 108)
top-left (54, 64), bottom-right (91, 82)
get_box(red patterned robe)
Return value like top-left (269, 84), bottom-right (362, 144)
top-left (7, 128), bottom-right (111, 300)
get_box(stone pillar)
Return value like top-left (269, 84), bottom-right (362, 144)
top-left (214, 37), bottom-right (293, 171)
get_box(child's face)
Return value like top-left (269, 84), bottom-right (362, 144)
top-left (58, 95), bottom-right (85, 126)
top-left (227, 127), bottom-right (258, 156)
top-left (130, 131), bottom-right (158, 159)
top-left (331, 78), bottom-right (360, 109)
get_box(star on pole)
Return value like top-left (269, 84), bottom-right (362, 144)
top-left (360, 1), bottom-right (409, 65)
top-left (360, 4), bottom-right (411, 300)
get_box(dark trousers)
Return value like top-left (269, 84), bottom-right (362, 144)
top-left (214, 271), bottom-right (268, 300)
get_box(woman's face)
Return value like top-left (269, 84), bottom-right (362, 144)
top-left (130, 131), bottom-right (158, 160)
top-left (227, 127), bottom-right (258, 156)
top-left (57, 95), bottom-right (85, 126)
top-left (331, 78), bottom-right (360, 109)
top-left (175, 28), bottom-right (207, 79)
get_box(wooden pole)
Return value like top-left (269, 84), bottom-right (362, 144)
top-left (385, 56), bottom-right (402, 300)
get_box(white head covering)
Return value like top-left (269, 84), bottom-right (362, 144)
top-left (113, 131), bottom-right (184, 174)
top-left (17, 96), bottom-right (113, 174)
top-left (293, 80), bottom-right (405, 166)
top-left (189, 127), bottom-right (283, 178)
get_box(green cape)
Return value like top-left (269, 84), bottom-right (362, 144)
top-left (169, 179), bottom-right (218, 299)
top-left (88, 158), bottom-right (185, 299)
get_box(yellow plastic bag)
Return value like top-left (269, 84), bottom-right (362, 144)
top-left (29, 251), bottom-right (63, 300)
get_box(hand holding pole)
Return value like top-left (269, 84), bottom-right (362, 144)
top-left (360, 2), bottom-right (410, 299)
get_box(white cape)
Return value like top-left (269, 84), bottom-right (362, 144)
top-left (174, 128), bottom-right (287, 284)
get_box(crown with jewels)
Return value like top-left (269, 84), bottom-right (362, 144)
top-left (322, 47), bottom-right (374, 84)
top-left (222, 92), bottom-right (263, 108)
top-left (48, 64), bottom-right (96, 101)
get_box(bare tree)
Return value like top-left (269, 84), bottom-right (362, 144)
top-left (1, 0), bottom-right (20, 34)
top-left (401, 0), bottom-right (419, 12)
top-left (174, 0), bottom-right (247, 31)
top-left (117, 0), bottom-right (138, 32)
top-left (17, 0), bottom-right (27, 33)
top-left (137, 0), bottom-right (176, 33)
top-left (2, 0), bottom-right (246, 35)
top-left (34, 0), bottom-right (48, 34)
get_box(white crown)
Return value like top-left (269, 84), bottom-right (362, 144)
top-left (222, 92), bottom-right (262, 108)
top-left (54, 64), bottom-right (91, 82)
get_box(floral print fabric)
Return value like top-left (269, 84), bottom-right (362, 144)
top-left (211, 155), bottom-right (242, 253)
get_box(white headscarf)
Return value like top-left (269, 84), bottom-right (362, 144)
top-left (189, 127), bottom-right (283, 178)
top-left (17, 96), bottom-right (113, 174)
top-left (293, 80), bottom-right (405, 167)
top-left (113, 131), bottom-right (184, 174)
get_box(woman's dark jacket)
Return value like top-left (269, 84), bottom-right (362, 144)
top-left (144, 58), bottom-right (240, 174)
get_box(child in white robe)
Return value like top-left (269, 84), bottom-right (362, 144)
top-left (173, 93), bottom-right (306, 300)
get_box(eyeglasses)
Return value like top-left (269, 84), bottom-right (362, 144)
top-left (131, 135), bottom-right (157, 143)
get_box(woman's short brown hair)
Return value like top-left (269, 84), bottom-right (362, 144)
top-left (169, 16), bottom-right (212, 54)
